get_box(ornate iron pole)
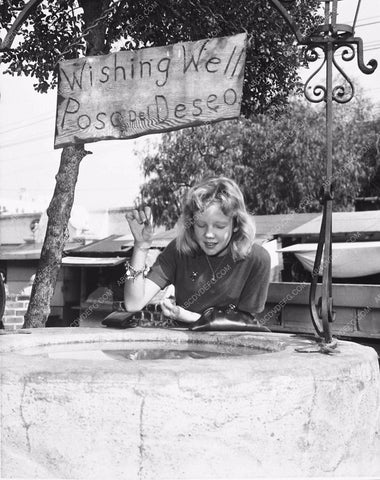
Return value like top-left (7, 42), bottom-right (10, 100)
top-left (270, 0), bottom-right (377, 350)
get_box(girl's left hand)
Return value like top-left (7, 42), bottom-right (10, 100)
top-left (160, 299), bottom-right (201, 323)
top-left (160, 299), bottom-right (180, 320)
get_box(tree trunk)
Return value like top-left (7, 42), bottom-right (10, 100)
top-left (24, 0), bottom-right (110, 328)
top-left (24, 146), bottom-right (88, 327)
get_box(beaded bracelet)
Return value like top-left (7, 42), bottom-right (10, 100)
top-left (124, 261), bottom-right (150, 281)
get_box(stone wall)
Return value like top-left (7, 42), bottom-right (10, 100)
top-left (2, 328), bottom-right (379, 478)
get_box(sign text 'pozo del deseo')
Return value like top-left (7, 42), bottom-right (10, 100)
top-left (54, 33), bottom-right (247, 148)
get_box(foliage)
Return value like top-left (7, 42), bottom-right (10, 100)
top-left (139, 96), bottom-right (380, 227)
top-left (1, 0), bottom-right (320, 115)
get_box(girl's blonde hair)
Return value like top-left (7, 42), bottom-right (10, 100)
top-left (176, 177), bottom-right (255, 261)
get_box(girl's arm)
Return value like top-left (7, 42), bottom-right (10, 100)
top-left (124, 206), bottom-right (161, 311)
top-left (123, 245), bottom-right (161, 312)
top-left (160, 299), bottom-right (201, 323)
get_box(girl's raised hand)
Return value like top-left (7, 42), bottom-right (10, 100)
top-left (125, 206), bottom-right (154, 247)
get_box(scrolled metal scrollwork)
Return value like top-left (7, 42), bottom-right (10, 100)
top-left (331, 43), bottom-right (355, 103)
top-left (352, 37), bottom-right (378, 75)
top-left (338, 44), bottom-right (355, 62)
top-left (302, 36), bottom-right (377, 105)
top-left (332, 84), bottom-right (353, 103)
top-left (304, 45), bottom-right (326, 103)
top-left (304, 45), bottom-right (320, 63)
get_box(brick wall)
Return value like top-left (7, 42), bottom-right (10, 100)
top-left (112, 301), bottom-right (178, 328)
top-left (2, 294), bottom-right (29, 331)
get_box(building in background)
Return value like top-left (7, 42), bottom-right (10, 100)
top-left (2, 207), bottom-right (380, 341)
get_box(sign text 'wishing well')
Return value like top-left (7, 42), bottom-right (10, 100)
top-left (54, 33), bottom-right (247, 148)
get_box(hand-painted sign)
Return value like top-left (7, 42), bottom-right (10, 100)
top-left (54, 33), bottom-right (247, 149)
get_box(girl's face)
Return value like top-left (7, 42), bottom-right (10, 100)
top-left (193, 203), bottom-right (234, 256)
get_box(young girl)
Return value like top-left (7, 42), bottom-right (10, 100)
top-left (124, 177), bottom-right (271, 324)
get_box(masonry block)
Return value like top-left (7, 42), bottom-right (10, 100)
top-left (6, 301), bottom-right (25, 309)
top-left (2, 315), bottom-right (25, 331)
top-left (3, 316), bottom-right (24, 323)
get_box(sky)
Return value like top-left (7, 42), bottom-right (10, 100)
top-left (0, 0), bottom-right (379, 214)
top-left (0, 72), bottom-right (152, 212)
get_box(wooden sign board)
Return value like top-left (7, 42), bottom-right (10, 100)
top-left (54, 33), bottom-right (247, 149)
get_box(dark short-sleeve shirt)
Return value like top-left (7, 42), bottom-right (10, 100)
top-left (146, 239), bottom-right (271, 314)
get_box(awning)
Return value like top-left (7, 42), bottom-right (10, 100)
top-left (278, 241), bottom-right (380, 278)
top-left (62, 256), bottom-right (126, 267)
top-left (282, 211), bottom-right (380, 237)
top-left (0, 241), bottom-right (81, 260)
